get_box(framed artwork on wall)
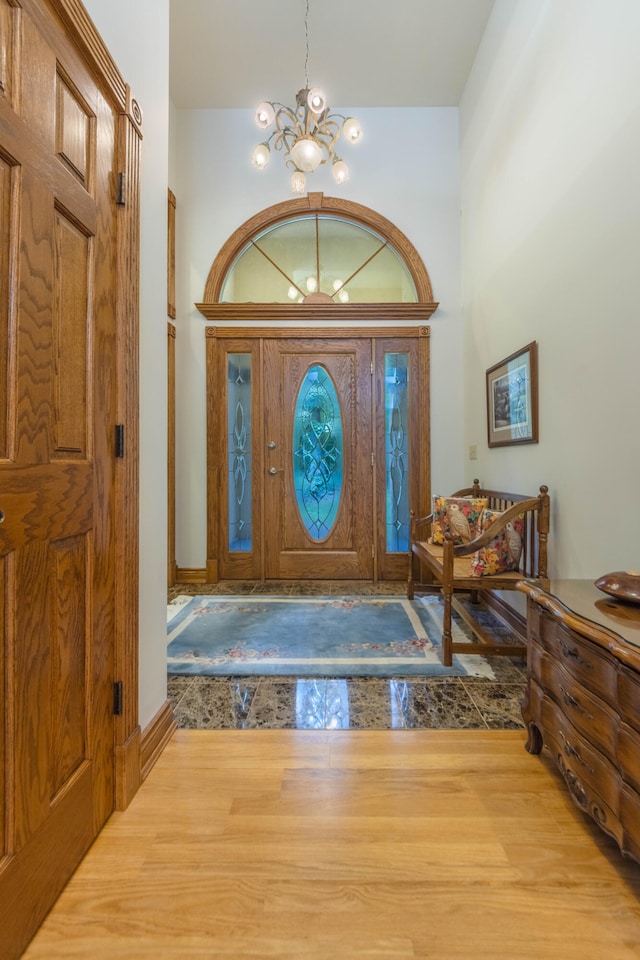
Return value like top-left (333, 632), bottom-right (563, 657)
top-left (486, 341), bottom-right (538, 448)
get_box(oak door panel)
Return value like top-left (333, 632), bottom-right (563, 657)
top-left (0, 2), bottom-right (118, 956)
top-left (264, 338), bottom-right (373, 579)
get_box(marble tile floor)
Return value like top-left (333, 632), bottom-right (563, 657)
top-left (167, 581), bottom-right (528, 731)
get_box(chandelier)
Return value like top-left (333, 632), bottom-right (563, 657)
top-left (251, 0), bottom-right (362, 194)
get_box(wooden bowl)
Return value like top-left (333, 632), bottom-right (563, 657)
top-left (594, 570), bottom-right (640, 604)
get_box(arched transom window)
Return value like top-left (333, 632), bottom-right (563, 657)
top-left (197, 193), bottom-right (438, 322)
top-left (221, 214), bottom-right (417, 305)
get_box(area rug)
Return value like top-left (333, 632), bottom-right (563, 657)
top-left (166, 595), bottom-right (496, 679)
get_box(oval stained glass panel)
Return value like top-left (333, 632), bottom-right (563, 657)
top-left (292, 365), bottom-right (343, 541)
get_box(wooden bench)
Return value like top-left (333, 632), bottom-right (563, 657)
top-left (408, 480), bottom-right (550, 666)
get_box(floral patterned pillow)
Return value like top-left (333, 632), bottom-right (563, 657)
top-left (429, 497), bottom-right (489, 545)
top-left (470, 508), bottom-right (524, 577)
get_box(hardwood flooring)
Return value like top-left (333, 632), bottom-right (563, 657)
top-left (23, 729), bottom-right (640, 959)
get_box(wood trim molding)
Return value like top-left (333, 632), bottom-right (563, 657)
top-left (483, 591), bottom-right (527, 642)
top-left (48, 0), bottom-right (128, 109)
top-left (197, 303), bottom-right (438, 323)
top-left (140, 702), bottom-right (176, 783)
top-left (176, 566), bottom-right (208, 583)
top-left (113, 94), bottom-right (141, 810)
top-left (115, 724), bottom-right (141, 811)
top-left (198, 192), bottom-right (437, 313)
top-left (204, 325), bottom-right (431, 339)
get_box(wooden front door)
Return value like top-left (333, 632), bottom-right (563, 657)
top-left (0, 4), bottom-right (120, 955)
top-left (263, 338), bottom-right (373, 579)
top-left (206, 327), bottom-right (430, 584)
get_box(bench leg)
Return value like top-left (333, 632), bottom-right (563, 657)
top-left (442, 588), bottom-right (453, 667)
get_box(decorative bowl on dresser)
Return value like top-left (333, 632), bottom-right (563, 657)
top-left (518, 579), bottom-right (640, 863)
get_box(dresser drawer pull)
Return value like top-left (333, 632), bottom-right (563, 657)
top-left (559, 685), bottom-right (594, 719)
top-left (558, 639), bottom-right (591, 669)
top-left (559, 731), bottom-right (594, 774)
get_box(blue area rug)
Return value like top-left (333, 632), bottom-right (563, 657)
top-left (166, 595), bottom-right (495, 678)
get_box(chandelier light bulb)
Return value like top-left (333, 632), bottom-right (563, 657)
top-left (338, 288), bottom-right (350, 303)
top-left (255, 101), bottom-right (275, 129)
top-left (290, 170), bottom-right (307, 194)
top-left (306, 276), bottom-right (318, 293)
top-left (307, 87), bottom-right (327, 115)
top-left (331, 159), bottom-right (349, 185)
top-left (251, 142), bottom-right (271, 169)
top-left (342, 117), bottom-right (362, 144)
top-left (290, 137), bottom-right (323, 172)
top-left (287, 285), bottom-right (299, 300)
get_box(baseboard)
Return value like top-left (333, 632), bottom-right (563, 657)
top-left (483, 591), bottom-right (527, 641)
top-left (140, 701), bottom-right (177, 783)
top-left (175, 566), bottom-right (207, 583)
top-left (115, 724), bottom-right (141, 811)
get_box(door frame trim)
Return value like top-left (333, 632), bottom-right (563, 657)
top-left (46, 0), bottom-right (142, 810)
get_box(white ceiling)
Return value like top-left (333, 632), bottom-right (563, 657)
top-left (169, 0), bottom-right (496, 110)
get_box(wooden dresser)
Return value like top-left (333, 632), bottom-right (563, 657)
top-left (518, 579), bottom-right (640, 863)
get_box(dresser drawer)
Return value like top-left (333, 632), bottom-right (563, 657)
top-left (617, 667), bottom-right (640, 732)
top-left (537, 654), bottom-right (617, 760)
top-left (541, 692), bottom-right (621, 819)
top-left (618, 721), bottom-right (640, 794)
top-left (539, 613), bottom-right (618, 703)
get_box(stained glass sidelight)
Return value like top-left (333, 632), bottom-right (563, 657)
top-left (385, 353), bottom-right (410, 552)
top-left (293, 365), bottom-right (343, 541)
top-left (227, 354), bottom-right (252, 551)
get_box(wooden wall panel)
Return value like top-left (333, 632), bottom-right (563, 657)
top-left (50, 534), bottom-right (87, 800)
top-left (52, 210), bottom-right (89, 456)
top-left (0, 0), bottom-right (18, 108)
top-left (0, 553), bottom-right (5, 859)
top-left (55, 71), bottom-right (93, 187)
top-left (0, 156), bottom-right (11, 458)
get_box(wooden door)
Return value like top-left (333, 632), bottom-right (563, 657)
top-left (0, 3), bottom-right (119, 955)
top-left (263, 338), bottom-right (373, 579)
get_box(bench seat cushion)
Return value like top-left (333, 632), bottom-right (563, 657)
top-left (411, 540), bottom-right (524, 588)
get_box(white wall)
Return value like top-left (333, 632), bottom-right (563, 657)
top-left (84, 0), bottom-right (170, 728)
top-left (460, 0), bottom-right (640, 577)
top-left (171, 106), bottom-right (464, 567)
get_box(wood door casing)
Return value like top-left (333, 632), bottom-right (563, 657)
top-left (264, 338), bottom-right (373, 580)
top-left (0, 2), bottom-right (141, 956)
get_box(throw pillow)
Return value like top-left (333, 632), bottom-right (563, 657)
top-left (470, 508), bottom-right (524, 577)
top-left (429, 497), bottom-right (489, 545)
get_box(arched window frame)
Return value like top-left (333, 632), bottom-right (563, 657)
top-left (196, 193), bottom-right (438, 323)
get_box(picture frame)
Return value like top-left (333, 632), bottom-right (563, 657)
top-left (486, 341), bottom-right (538, 448)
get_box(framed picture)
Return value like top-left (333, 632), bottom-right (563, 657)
top-left (486, 341), bottom-right (538, 448)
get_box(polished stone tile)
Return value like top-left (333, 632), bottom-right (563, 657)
top-left (461, 680), bottom-right (527, 729)
top-left (166, 583), bottom-right (529, 730)
top-left (171, 676), bottom-right (258, 729)
top-left (396, 678), bottom-right (487, 729)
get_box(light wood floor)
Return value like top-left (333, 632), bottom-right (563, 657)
top-left (24, 730), bottom-right (640, 959)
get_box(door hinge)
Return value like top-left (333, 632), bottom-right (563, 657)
top-left (113, 681), bottom-right (123, 716)
top-left (370, 361), bottom-right (374, 375)
top-left (115, 424), bottom-right (125, 458)
top-left (371, 452), bottom-right (375, 467)
top-left (116, 172), bottom-right (126, 205)
top-left (372, 544), bottom-right (375, 558)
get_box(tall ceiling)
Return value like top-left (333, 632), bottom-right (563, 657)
top-left (169, 0), bottom-right (496, 110)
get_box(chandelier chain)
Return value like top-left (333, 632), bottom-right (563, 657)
top-left (304, 0), bottom-right (310, 90)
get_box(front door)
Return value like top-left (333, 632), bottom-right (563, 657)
top-left (263, 338), bottom-right (373, 579)
top-left (0, 4), bottom-right (119, 955)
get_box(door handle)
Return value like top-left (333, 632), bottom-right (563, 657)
top-left (267, 440), bottom-right (276, 449)
top-left (268, 466), bottom-right (283, 475)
